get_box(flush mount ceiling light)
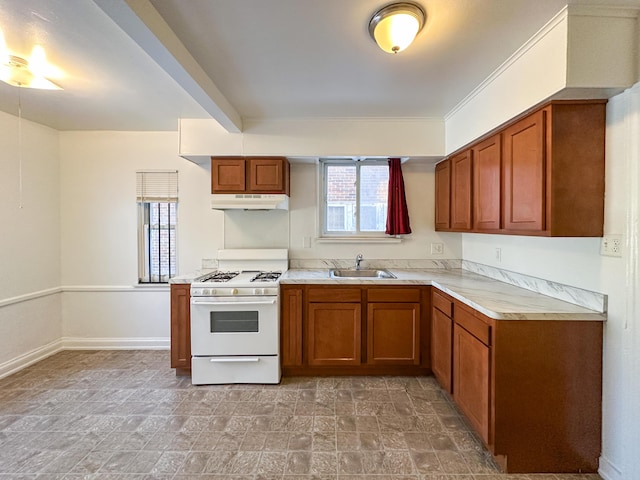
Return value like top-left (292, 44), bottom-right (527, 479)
top-left (368, 2), bottom-right (426, 54)
top-left (0, 28), bottom-right (63, 90)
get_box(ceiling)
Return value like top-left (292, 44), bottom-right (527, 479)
top-left (0, 0), bottom-right (638, 131)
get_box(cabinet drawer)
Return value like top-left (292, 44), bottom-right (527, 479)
top-left (433, 290), bottom-right (453, 317)
top-left (308, 287), bottom-right (361, 303)
top-left (368, 287), bottom-right (421, 303)
top-left (454, 306), bottom-right (491, 346)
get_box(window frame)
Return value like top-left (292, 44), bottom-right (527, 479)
top-left (136, 170), bottom-right (178, 284)
top-left (319, 158), bottom-right (389, 238)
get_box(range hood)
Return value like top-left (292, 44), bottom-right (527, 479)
top-left (211, 193), bottom-right (289, 210)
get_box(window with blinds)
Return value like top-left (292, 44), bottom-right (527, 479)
top-left (136, 171), bottom-right (178, 283)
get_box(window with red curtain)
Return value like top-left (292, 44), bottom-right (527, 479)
top-left (385, 158), bottom-right (412, 235)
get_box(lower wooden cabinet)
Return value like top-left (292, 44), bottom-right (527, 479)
top-left (281, 286), bottom-right (303, 367)
top-left (430, 289), bottom-right (603, 474)
top-left (307, 302), bottom-right (361, 366)
top-left (431, 293), bottom-right (453, 392)
top-left (367, 303), bottom-right (420, 365)
top-left (280, 284), bottom-right (429, 375)
top-left (453, 321), bottom-right (490, 444)
top-left (170, 283), bottom-right (191, 372)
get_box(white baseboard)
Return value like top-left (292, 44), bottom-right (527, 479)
top-left (61, 337), bottom-right (170, 350)
top-left (599, 454), bottom-right (623, 480)
top-left (0, 339), bottom-right (64, 379)
top-left (0, 337), bottom-right (170, 379)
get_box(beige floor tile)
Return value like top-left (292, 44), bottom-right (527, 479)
top-left (0, 351), bottom-right (603, 480)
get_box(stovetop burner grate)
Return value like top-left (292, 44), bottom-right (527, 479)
top-left (196, 271), bottom-right (240, 283)
top-left (251, 271), bottom-right (282, 282)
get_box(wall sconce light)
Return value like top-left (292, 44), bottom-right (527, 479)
top-left (368, 2), bottom-right (426, 54)
top-left (0, 28), bottom-right (63, 90)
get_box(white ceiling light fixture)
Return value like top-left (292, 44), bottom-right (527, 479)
top-left (368, 2), bottom-right (426, 54)
top-left (0, 28), bottom-right (63, 90)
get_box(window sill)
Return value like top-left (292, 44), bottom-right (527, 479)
top-left (316, 237), bottom-right (402, 244)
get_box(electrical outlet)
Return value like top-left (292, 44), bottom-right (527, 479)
top-left (601, 235), bottom-right (623, 257)
top-left (495, 248), bottom-right (502, 262)
top-left (430, 242), bottom-right (444, 255)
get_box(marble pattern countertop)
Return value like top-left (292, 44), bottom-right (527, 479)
top-left (280, 268), bottom-right (606, 321)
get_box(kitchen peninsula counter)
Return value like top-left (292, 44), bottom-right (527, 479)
top-left (280, 268), bottom-right (606, 321)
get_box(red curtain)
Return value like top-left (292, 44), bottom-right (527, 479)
top-left (385, 158), bottom-right (412, 235)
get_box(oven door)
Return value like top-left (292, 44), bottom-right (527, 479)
top-left (190, 296), bottom-right (279, 356)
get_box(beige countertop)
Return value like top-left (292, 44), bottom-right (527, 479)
top-left (280, 268), bottom-right (606, 321)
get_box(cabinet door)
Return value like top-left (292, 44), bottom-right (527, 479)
top-left (473, 134), bottom-right (501, 231)
top-left (248, 158), bottom-right (287, 193)
top-left (502, 110), bottom-right (545, 231)
top-left (431, 307), bottom-right (453, 392)
top-left (453, 324), bottom-right (490, 444)
top-left (211, 158), bottom-right (246, 192)
top-left (451, 150), bottom-right (473, 230)
top-left (281, 286), bottom-right (303, 367)
top-left (170, 284), bottom-right (191, 369)
top-left (367, 303), bottom-right (420, 365)
top-left (307, 303), bottom-right (361, 366)
top-left (434, 160), bottom-right (451, 230)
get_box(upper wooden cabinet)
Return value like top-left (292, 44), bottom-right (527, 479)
top-left (450, 150), bottom-right (473, 230)
top-left (211, 156), bottom-right (290, 194)
top-left (435, 100), bottom-right (606, 237)
top-left (434, 160), bottom-right (451, 230)
top-left (473, 134), bottom-right (502, 231)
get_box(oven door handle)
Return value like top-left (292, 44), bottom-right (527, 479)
top-left (208, 357), bottom-right (261, 363)
top-left (191, 298), bottom-right (277, 306)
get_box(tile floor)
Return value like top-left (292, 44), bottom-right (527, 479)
top-left (0, 350), bottom-right (602, 480)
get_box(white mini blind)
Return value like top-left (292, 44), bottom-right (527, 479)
top-left (136, 170), bottom-right (178, 202)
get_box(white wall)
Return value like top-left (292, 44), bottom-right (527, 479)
top-left (286, 161), bottom-right (461, 261)
top-left (0, 110), bottom-right (62, 369)
top-left (58, 131), bottom-right (223, 342)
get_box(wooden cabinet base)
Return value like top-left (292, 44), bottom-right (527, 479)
top-left (283, 365), bottom-right (431, 377)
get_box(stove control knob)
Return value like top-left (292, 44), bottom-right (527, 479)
top-left (210, 289), bottom-right (216, 295)
top-left (231, 288), bottom-right (238, 295)
top-left (253, 288), bottom-right (263, 295)
top-left (204, 289), bottom-right (212, 296)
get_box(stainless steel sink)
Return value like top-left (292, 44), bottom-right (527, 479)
top-left (329, 268), bottom-right (396, 279)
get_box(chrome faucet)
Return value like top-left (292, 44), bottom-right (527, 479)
top-left (355, 253), bottom-right (363, 270)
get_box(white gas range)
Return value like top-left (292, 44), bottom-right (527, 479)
top-left (189, 249), bottom-right (287, 385)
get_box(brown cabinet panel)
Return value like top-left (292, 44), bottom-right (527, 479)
top-left (431, 307), bottom-right (453, 392)
top-left (367, 303), bottom-right (420, 365)
top-left (434, 160), bottom-right (451, 230)
top-left (502, 109), bottom-right (546, 231)
top-left (453, 323), bottom-right (490, 445)
top-left (308, 287), bottom-right (361, 303)
top-left (281, 286), bottom-right (303, 367)
top-left (432, 290), bottom-right (453, 317)
top-left (454, 305), bottom-right (491, 346)
top-left (248, 158), bottom-right (286, 192)
top-left (473, 134), bottom-right (502, 231)
top-left (307, 303), bottom-right (361, 366)
top-left (367, 287), bottom-right (421, 303)
top-left (211, 158), bottom-right (246, 192)
top-left (451, 150), bottom-right (473, 230)
top-left (170, 284), bottom-right (191, 369)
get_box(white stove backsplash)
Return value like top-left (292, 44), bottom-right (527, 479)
top-left (289, 258), bottom-right (462, 269)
